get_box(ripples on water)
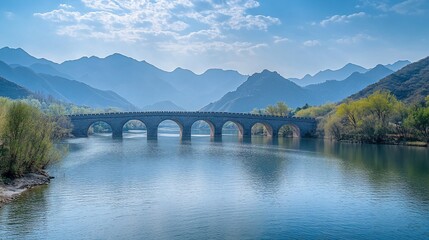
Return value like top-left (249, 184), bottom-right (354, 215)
top-left (1, 131), bottom-right (429, 239)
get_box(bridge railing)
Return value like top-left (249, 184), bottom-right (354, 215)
top-left (66, 111), bottom-right (315, 120)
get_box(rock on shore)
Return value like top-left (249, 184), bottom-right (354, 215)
top-left (0, 173), bottom-right (51, 208)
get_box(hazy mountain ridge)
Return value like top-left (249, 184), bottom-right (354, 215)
top-left (290, 63), bottom-right (368, 86)
top-left (349, 56), bottom-right (429, 104)
top-left (0, 60), bottom-right (136, 110)
top-left (0, 47), bottom-right (416, 113)
top-left (304, 64), bottom-right (394, 103)
top-left (0, 47), bottom-right (55, 67)
top-left (0, 76), bottom-right (32, 99)
top-left (290, 61), bottom-right (410, 87)
top-left (202, 63), bottom-right (402, 112)
top-left (201, 70), bottom-right (319, 112)
top-left (141, 100), bottom-right (185, 111)
top-left (0, 47), bottom-right (248, 110)
top-left (384, 60), bottom-right (411, 72)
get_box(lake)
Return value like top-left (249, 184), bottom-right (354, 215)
top-left (1, 130), bottom-right (429, 239)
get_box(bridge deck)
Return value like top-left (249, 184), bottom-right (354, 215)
top-left (67, 111), bottom-right (317, 140)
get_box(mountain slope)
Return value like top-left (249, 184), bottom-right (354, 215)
top-left (56, 53), bottom-right (247, 109)
top-left (305, 65), bottom-right (394, 103)
top-left (0, 47), bottom-right (55, 67)
top-left (201, 70), bottom-right (318, 112)
top-left (385, 60), bottom-right (411, 72)
top-left (0, 76), bottom-right (31, 99)
top-left (350, 56), bottom-right (429, 104)
top-left (141, 100), bottom-right (185, 111)
top-left (0, 48), bottom-right (247, 110)
top-left (290, 63), bottom-right (368, 86)
top-left (0, 61), bottom-right (135, 110)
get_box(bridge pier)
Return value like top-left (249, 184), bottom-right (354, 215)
top-left (181, 125), bottom-right (192, 141)
top-left (112, 130), bottom-right (123, 139)
top-left (211, 124), bottom-right (223, 140)
top-left (146, 125), bottom-right (158, 140)
top-left (241, 125), bottom-right (252, 138)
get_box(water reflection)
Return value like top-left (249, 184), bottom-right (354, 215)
top-left (236, 144), bottom-right (287, 194)
top-left (1, 134), bottom-right (429, 239)
top-left (0, 185), bottom-right (48, 238)
top-left (322, 140), bottom-right (429, 205)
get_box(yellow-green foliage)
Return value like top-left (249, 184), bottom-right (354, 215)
top-left (404, 96), bottom-right (429, 141)
top-left (295, 103), bottom-right (336, 118)
top-left (265, 102), bottom-right (291, 116)
top-left (0, 99), bottom-right (64, 178)
top-left (324, 91), bottom-right (406, 142)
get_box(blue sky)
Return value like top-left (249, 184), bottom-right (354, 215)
top-left (0, 0), bottom-right (428, 77)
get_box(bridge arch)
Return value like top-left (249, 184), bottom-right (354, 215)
top-left (251, 122), bottom-right (273, 137)
top-left (278, 124), bottom-right (300, 138)
top-left (222, 120), bottom-right (244, 137)
top-left (191, 119), bottom-right (215, 138)
top-left (122, 119), bottom-right (147, 137)
top-left (87, 121), bottom-right (112, 137)
top-left (157, 119), bottom-right (184, 138)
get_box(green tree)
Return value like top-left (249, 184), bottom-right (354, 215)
top-left (0, 101), bottom-right (63, 178)
top-left (265, 102), bottom-right (291, 116)
top-left (295, 103), bottom-right (335, 118)
top-left (405, 105), bottom-right (429, 142)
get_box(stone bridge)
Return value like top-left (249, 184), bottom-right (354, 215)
top-left (68, 111), bottom-right (317, 140)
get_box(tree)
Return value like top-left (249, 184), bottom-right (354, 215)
top-left (295, 103), bottom-right (335, 118)
top-left (336, 100), bottom-right (364, 131)
top-left (405, 105), bottom-right (429, 142)
top-left (265, 102), bottom-right (291, 116)
top-left (0, 101), bottom-right (63, 178)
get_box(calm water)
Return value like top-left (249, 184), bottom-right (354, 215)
top-left (1, 131), bottom-right (429, 239)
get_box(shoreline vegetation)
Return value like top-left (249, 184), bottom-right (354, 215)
top-left (0, 97), bottom-right (70, 208)
top-left (254, 91), bottom-right (429, 147)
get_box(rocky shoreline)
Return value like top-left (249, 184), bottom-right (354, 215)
top-left (0, 173), bottom-right (51, 208)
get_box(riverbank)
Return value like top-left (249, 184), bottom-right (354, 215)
top-left (0, 172), bottom-right (51, 208)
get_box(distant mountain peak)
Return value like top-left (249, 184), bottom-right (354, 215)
top-left (384, 60), bottom-right (411, 71)
top-left (292, 63), bottom-right (368, 86)
top-left (106, 53), bottom-right (133, 60)
top-left (369, 64), bottom-right (390, 73)
top-left (0, 47), bottom-right (55, 66)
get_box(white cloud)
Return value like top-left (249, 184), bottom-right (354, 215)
top-left (273, 36), bottom-right (289, 44)
top-left (335, 34), bottom-right (374, 44)
top-left (359, 0), bottom-right (426, 15)
top-left (320, 12), bottom-right (366, 27)
top-left (34, 0), bottom-right (279, 53)
top-left (81, 0), bottom-right (121, 11)
top-left (158, 40), bottom-right (267, 55)
top-left (59, 4), bottom-right (73, 9)
top-left (303, 40), bottom-right (320, 47)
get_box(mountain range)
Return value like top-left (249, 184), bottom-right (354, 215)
top-left (202, 64), bottom-right (397, 112)
top-left (290, 60), bottom-right (410, 86)
top-left (0, 60), bottom-right (135, 110)
top-left (202, 70), bottom-right (316, 112)
top-left (304, 64), bottom-right (394, 103)
top-left (0, 46), bottom-right (418, 113)
top-left (350, 56), bottom-right (429, 104)
top-left (0, 47), bottom-right (247, 110)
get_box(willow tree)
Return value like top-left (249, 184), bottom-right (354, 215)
top-left (405, 96), bottom-right (429, 142)
top-left (324, 91), bottom-right (405, 142)
top-left (0, 101), bottom-right (62, 178)
top-left (265, 102), bottom-right (291, 116)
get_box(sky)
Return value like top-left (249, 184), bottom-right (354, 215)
top-left (0, 0), bottom-right (428, 78)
